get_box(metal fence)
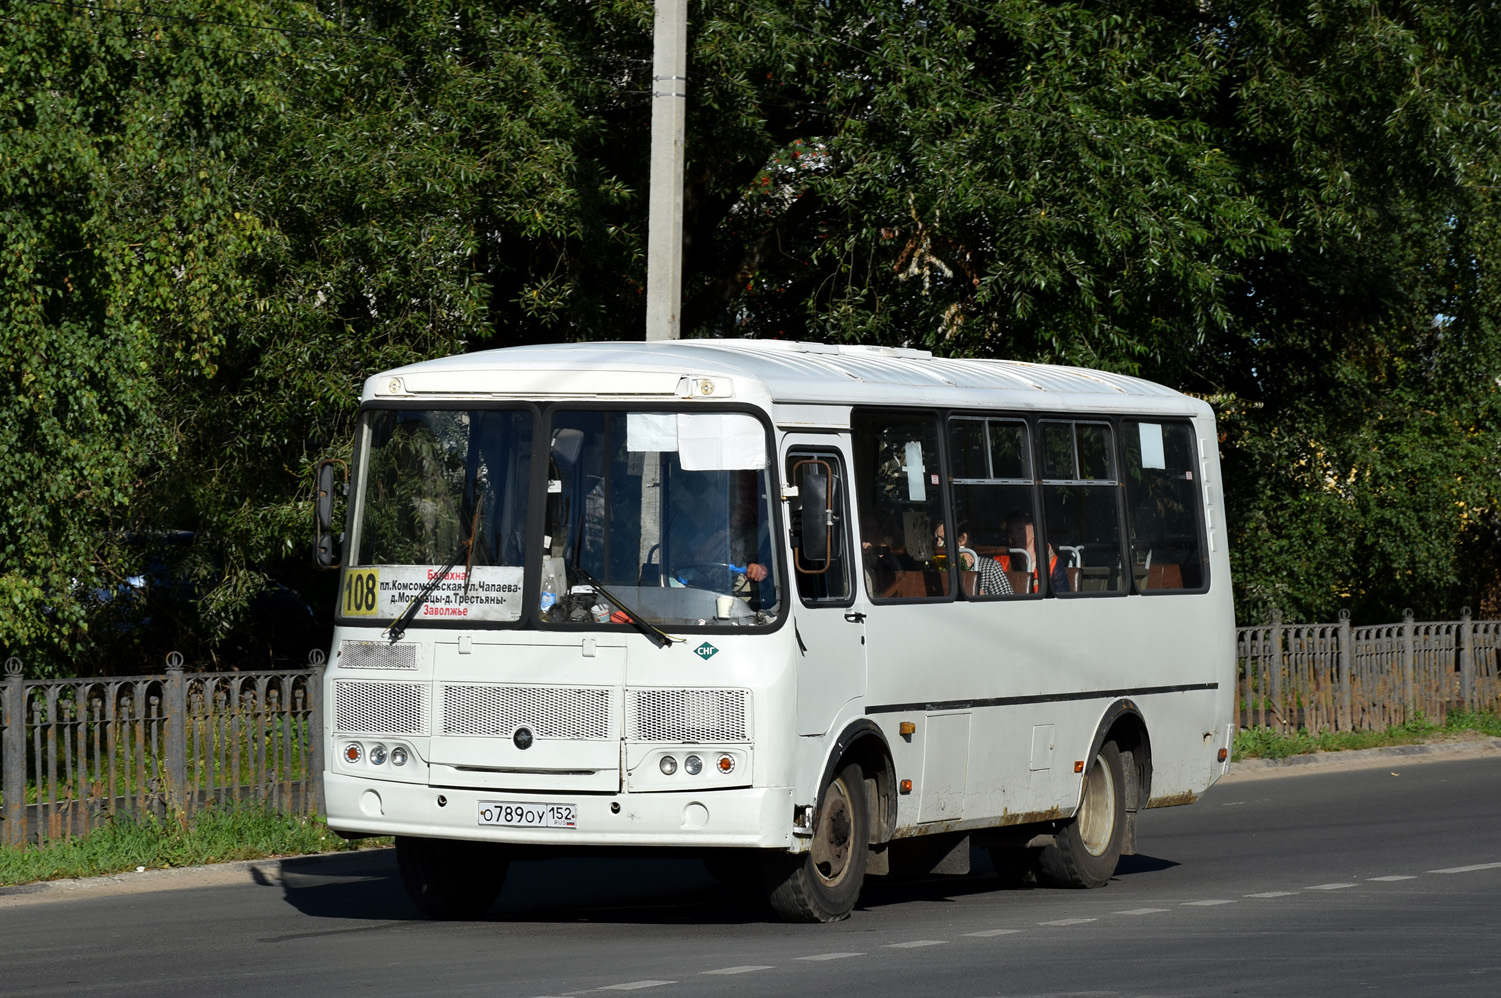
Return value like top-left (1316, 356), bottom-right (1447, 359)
top-left (1237, 609), bottom-right (1501, 734)
top-left (1, 651), bottom-right (326, 848)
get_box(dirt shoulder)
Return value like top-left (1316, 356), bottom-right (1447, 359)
top-left (1220, 730), bottom-right (1501, 783)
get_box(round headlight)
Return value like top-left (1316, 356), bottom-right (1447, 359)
top-left (390, 746), bottom-right (408, 767)
top-left (684, 754), bottom-right (703, 776)
top-left (343, 742), bottom-right (363, 764)
top-left (369, 743), bottom-right (387, 766)
top-left (659, 755), bottom-right (678, 776)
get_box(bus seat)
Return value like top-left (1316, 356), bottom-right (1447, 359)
top-left (1145, 563), bottom-right (1183, 590)
top-left (960, 569), bottom-right (979, 596)
top-left (881, 571), bottom-right (929, 599)
top-left (1066, 566), bottom-right (1081, 591)
top-left (1004, 569), bottom-right (1031, 594)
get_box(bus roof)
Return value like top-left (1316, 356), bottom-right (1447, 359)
top-left (365, 340), bottom-right (1205, 417)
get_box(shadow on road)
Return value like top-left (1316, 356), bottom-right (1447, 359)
top-left (270, 845), bottom-right (1181, 926)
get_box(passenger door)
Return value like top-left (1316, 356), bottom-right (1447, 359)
top-left (783, 439), bottom-right (868, 735)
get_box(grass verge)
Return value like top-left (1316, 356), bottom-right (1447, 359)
top-left (0, 804), bottom-right (391, 888)
top-left (1233, 709), bottom-right (1501, 760)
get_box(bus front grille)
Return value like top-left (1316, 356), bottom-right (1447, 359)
top-left (333, 680), bottom-right (429, 735)
top-left (440, 684), bottom-right (614, 740)
top-left (626, 688), bottom-right (750, 742)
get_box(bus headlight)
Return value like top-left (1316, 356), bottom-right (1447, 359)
top-left (660, 755), bottom-right (678, 775)
top-left (684, 755), bottom-right (703, 776)
top-left (369, 743), bottom-right (387, 766)
top-left (390, 745), bottom-right (408, 767)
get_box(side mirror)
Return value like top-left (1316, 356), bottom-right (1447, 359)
top-left (791, 459), bottom-right (834, 574)
top-left (315, 459), bottom-right (348, 569)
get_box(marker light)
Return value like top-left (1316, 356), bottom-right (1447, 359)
top-left (684, 755), bottom-right (703, 776)
top-left (899, 779), bottom-right (912, 795)
top-left (343, 742), bottom-right (363, 764)
top-left (716, 754), bottom-right (736, 774)
top-left (660, 755), bottom-right (678, 775)
top-left (369, 743), bottom-right (387, 766)
top-left (1218, 748), bottom-right (1229, 763)
top-left (899, 721), bottom-right (916, 736)
top-left (1074, 760), bottom-right (1085, 774)
top-left (390, 746), bottom-right (409, 767)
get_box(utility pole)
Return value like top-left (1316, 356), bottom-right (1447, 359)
top-left (645, 0), bottom-right (687, 341)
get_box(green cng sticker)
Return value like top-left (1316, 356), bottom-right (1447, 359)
top-left (694, 642), bottom-right (719, 661)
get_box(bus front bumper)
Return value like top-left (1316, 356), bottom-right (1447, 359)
top-left (325, 771), bottom-right (797, 850)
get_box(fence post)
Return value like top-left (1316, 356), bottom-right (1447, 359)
top-left (164, 652), bottom-right (187, 815)
top-left (3, 658), bottom-right (26, 847)
top-left (1270, 608), bottom-right (1283, 730)
top-left (1401, 608), bottom-right (1415, 722)
top-left (307, 648), bottom-right (327, 817)
top-left (1338, 610), bottom-right (1353, 732)
top-left (1459, 607), bottom-right (1474, 712)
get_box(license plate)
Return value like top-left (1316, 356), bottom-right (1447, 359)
top-left (477, 801), bottom-right (577, 828)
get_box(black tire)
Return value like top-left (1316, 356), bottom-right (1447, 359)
top-left (396, 836), bottom-right (509, 919)
top-left (1038, 741), bottom-right (1126, 888)
top-left (760, 761), bottom-right (869, 922)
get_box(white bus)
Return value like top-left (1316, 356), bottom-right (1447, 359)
top-left (317, 339), bottom-right (1236, 922)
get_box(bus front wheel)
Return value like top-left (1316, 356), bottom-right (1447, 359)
top-left (761, 761), bottom-right (869, 922)
top-left (1039, 741), bottom-right (1125, 889)
top-left (396, 835), bottom-right (509, 919)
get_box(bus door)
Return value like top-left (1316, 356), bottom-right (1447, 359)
top-left (783, 440), bottom-right (868, 735)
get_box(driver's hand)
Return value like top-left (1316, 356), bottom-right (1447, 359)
top-left (745, 562), bottom-right (768, 582)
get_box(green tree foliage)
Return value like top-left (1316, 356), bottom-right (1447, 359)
top-left (1, 0), bottom-right (1499, 673)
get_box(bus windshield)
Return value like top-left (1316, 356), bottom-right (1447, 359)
top-left (345, 406), bottom-right (780, 629)
top-left (547, 409), bottom-right (780, 628)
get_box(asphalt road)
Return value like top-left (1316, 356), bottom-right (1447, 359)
top-left (3, 755), bottom-right (1499, 998)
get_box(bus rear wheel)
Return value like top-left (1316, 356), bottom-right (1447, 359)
top-left (761, 761), bottom-right (869, 922)
top-left (396, 835), bottom-right (509, 919)
top-left (1039, 741), bottom-right (1125, 889)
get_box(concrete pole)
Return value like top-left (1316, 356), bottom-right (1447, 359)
top-left (645, 0), bottom-right (688, 341)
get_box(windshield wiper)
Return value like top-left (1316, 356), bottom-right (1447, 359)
top-left (384, 487), bottom-right (483, 643)
top-left (568, 563), bottom-right (679, 649)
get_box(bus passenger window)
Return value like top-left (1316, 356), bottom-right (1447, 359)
top-left (1123, 420), bottom-right (1206, 591)
top-left (852, 411), bottom-right (950, 601)
top-left (1040, 420), bottom-right (1125, 594)
top-left (947, 416), bottom-right (1039, 597)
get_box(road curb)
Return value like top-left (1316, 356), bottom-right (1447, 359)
top-left (1224, 735), bottom-right (1501, 781)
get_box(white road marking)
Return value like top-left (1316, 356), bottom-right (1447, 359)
top-left (964, 929), bottom-right (1023, 937)
top-left (886, 940), bottom-right (949, 948)
top-left (1116, 908), bottom-right (1170, 915)
top-left (1039, 917), bottom-right (1097, 926)
top-left (1429, 862), bottom-right (1501, 874)
top-left (1245, 891), bottom-right (1296, 898)
top-left (1183, 899), bottom-right (1235, 906)
top-left (598, 983), bottom-right (676, 991)
top-left (797, 952), bottom-right (864, 961)
top-left (1305, 883), bottom-right (1358, 890)
top-left (702, 966), bottom-right (773, 975)
top-left (1367, 875), bottom-right (1417, 882)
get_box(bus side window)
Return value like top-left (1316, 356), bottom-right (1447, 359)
top-left (787, 452), bottom-right (852, 604)
top-left (948, 415), bottom-right (1039, 598)
top-left (1123, 420), bottom-right (1206, 591)
top-left (1039, 420), bottom-right (1126, 594)
top-left (852, 410), bottom-right (950, 601)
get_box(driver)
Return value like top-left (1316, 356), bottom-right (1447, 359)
top-left (669, 471), bottom-right (772, 602)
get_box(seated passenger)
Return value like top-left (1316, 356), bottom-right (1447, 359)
top-left (935, 521), bottom-right (1013, 596)
top-left (1002, 511), bottom-right (1070, 594)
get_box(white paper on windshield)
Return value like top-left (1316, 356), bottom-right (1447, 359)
top-left (627, 412), bottom-right (678, 452)
top-left (677, 413), bottom-right (766, 471)
top-left (1138, 422), bottom-right (1166, 470)
top-left (369, 565), bottom-right (525, 622)
top-left (904, 441), bottom-right (926, 501)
